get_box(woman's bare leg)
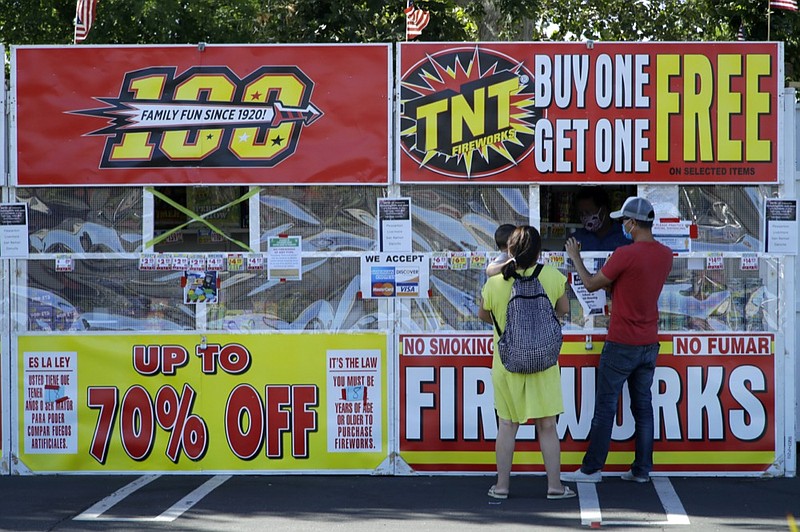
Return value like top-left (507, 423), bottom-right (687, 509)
top-left (495, 417), bottom-right (520, 493)
top-left (536, 416), bottom-right (566, 493)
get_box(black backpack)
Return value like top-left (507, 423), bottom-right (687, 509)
top-left (490, 264), bottom-right (563, 373)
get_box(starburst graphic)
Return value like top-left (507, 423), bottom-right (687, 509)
top-left (400, 46), bottom-right (540, 179)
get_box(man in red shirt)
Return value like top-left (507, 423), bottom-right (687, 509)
top-left (562, 196), bottom-right (673, 483)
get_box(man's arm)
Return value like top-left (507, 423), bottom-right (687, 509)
top-left (565, 237), bottom-right (613, 293)
top-left (486, 254), bottom-right (511, 277)
top-left (485, 261), bottom-right (506, 277)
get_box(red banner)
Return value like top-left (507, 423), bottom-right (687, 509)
top-left (398, 42), bottom-right (781, 184)
top-left (399, 333), bottom-right (776, 473)
top-left (13, 45), bottom-right (390, 186)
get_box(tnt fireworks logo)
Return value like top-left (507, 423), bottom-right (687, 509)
top-left (400, 47), bottom-right (539, 179)
top-left (72, 65), bottom-right (322, 168)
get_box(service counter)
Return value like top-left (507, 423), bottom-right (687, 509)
top-left (0, 41), bottom-right (796, 477)
top-left (5, 251), bottom-right (789, 475)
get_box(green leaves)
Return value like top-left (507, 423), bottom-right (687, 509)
top-left (0, 0), bottom-right (798, 80)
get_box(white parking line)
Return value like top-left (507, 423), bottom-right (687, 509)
top-left (74, 474), bottom-right (161, 520)
top-left (73, 474), bottom-right (231, 522)
top-left (653, 477), bottom-right (691, 525)
top-left (577, 482), bottom-right (602, 526)
top-left (577, 477), bottom-right (691, 527)
top-left (154, 475), bottom-right (231, 522)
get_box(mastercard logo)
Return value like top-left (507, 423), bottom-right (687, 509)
top-left (372, 282), bottom-right (394, 297)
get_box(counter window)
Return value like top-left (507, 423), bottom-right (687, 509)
top-left (678, 185), bottom-right (778, 252)
top-left (18, 187), bottom-right (143, 254)
top-left (260, 186), bottom-right (381, 252)
top-left (154, 186), bottom-right (249, 253)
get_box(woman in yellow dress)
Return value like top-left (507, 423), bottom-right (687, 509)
top-left (478, 225), bottom-right (575, 500)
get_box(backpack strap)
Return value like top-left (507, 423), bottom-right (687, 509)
top-left (490, 263), bottom-right (545, 336)
top-left (489, 311), bottom-right (502, 336)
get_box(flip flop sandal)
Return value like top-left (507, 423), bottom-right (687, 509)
top-left (547, 486), bottom-right (577, 500)
top-left (487, 485), bottom-right (509, 499)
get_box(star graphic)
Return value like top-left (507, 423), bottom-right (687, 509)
top-left (250, 91), bottom-right (262, 101)
top-left (206, 134), bottom-right (214, 140)
top-left (271, 135), bottom-right (284, 146)
top-left (238, 132), bottom-right (250, 142)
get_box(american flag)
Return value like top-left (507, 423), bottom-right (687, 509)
top-left (737, 24), bottom-right (747, 41)
top-left (74, 0), bottom-right (99, 43)
top-left (770, 0), bottom-right (798, 11)
top-left (405, 1), bottom-right (430, 40)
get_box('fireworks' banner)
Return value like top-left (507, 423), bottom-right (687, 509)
top-left (399, 333), bottom-right (776, 473)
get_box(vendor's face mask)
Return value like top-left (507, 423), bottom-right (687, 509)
top-left (580, 208), bottom-right (604, 233)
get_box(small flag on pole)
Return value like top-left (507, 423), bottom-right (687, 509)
top-left (74, 0), bottom-right (99, 43)
top-left (405, 1), bottom-right (430, 40)
top-left (737, 24), bottom-right (747, 40)
top-left (770, 0), bottom-right (798, 11)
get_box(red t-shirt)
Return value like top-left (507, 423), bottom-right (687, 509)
top-left (600, 240), bottom-right (673, 345)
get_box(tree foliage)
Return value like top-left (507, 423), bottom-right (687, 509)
top-left (0, 0), bottom-right (798, 80)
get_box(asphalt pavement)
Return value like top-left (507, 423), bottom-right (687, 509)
top-left (1, 469), bottom-right (799, 531)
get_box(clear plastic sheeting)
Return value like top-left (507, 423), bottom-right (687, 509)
top-left (678, 186), bottom-right (778, 252)
top-left (17, 188), bottom-right (143, 254)
top-left (13, 185), bottom-right (784, 336)
top-left (398, 254), bottom-right (780, 334)
top-left (259, 187), bottom-right (382, 252)
top-left (657, 257), bottom-right (779, 332)
top-left (400, 186), bottom-right (529, 252)
top-left (566, 256), bottom-right (779, 332)
top-left (397, 269), bottom-right (488, 332)
top-left (639, 185), bottom-right (680, 219)
top-left (207, 257), bottom-right (380, 332)
top-left (22, 260), bottom-right (193, 331)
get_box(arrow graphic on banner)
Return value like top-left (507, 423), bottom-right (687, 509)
top-left (112, 102), bottom-right (322, 130)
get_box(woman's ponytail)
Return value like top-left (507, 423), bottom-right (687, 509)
top-left (501, 226), bottom-right (542, 280)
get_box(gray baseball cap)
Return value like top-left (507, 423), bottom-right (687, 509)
top-left (609, 196), bottom-right (655, 221)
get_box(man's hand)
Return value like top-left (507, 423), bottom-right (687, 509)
top-left (565, 237), bottom-right (582, 262)
top-left (565, 237), bottom-right (613, 293)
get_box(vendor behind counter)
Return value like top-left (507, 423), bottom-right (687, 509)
top-left (568, 187), bottom-right (630, 252)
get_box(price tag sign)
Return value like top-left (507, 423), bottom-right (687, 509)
top-left (469, 252), bottom-right (487, 270)
top-left (246, 254), bottom-right (265, 270)
top-left (172, 255), bottom-right (189, 271)
top-left (541, 252), bottom-right (565, 268)
top-left (188, 256), bottom-right (207, 271)
top-left (156, 255), bottom-right (173, 271)
top-left (227, 253), bottom-right (245, 272)
top-left (55, 256), bottom-right (74, 272)
top-left (740, 254), bottom-right (759, 271)
top-left (706, 254), bottom-right (724, 270)
top-left (206, 254), bottom-right (226, 271)
top-left (139, 254), bottom-right (157, 271)
top-left (449, 252), bottom-right (468, 270)
top-left (431, 253), bottom-right (449, 270)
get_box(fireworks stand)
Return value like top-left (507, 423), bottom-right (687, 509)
top-left (0, 41), bottom-right (796, 477)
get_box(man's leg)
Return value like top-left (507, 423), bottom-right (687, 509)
top-left (581, 341), bottom-right (636, 473)
top-left (627, 343), bottom-right (660, 477)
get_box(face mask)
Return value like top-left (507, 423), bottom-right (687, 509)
top-left (622, 219), bottom-right (633, 240)
top-left (580, 208), bottom-right (604, 233)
